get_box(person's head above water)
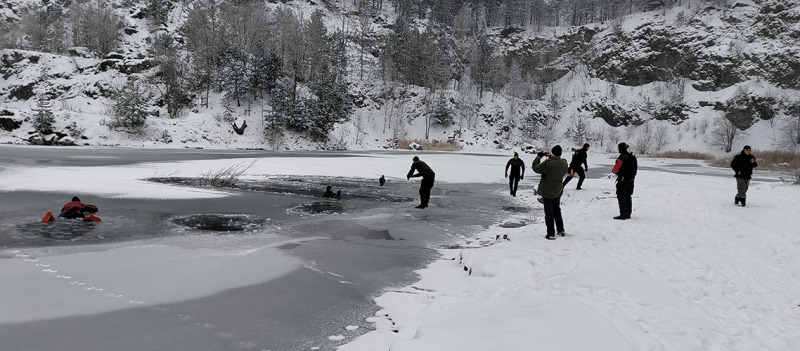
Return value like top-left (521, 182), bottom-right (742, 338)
top-left (72, 196), bottom-right (80, 202)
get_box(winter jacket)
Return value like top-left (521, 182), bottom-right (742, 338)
top-left (407, 160), bottom-right (436, 179)
top-left (532, 155), bottom-right (569, 199)
top-left (569, 147), bottom-right (589, 169)
top-left (731, 152), bottom-right (757, 179)
top-left (505, 158), bottom-right (526, 177)
top-left (59, 201), bottom-right (99, 219)
top-left (612, 152), bottom-right (637, 182)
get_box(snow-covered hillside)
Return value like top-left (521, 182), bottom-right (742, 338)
top-left (1, 0), bottom-right (799, 154)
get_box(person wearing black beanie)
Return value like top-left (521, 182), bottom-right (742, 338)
top-left (611, 142), bottom-right (637, 219)
top-left (532, 145), bottom-right (569, 239)
top-left (407, 156), bottom-right (436, 208)
top-left (563, 143), bottom-right (590, 190)
top-left (505, 152), bottom-right (526, 197)
top-left (59, 196), bottom-right (99, 219)
top-left (730, 145), bottom-right (757, 207)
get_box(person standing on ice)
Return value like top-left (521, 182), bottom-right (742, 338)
top-left (407, 156), bottom-right (435, 209)
top-left (562, 143), bottom-right (590, 190)
top-left (532, 145), bottom-right (569, 240)
top-left (504, 152), bottom-right (525, 197)
top-left (730, 145), bottom-right (757, 207)
top-left (611, 142), bottom-right (637, 220)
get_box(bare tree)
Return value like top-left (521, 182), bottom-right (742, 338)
top-left (69, 0), bottom-right (125, 55)
top-left (779, 113), bottom-right (800, 147)
top-left (539, 117), bottom-right (559, 149)
top-left (654, 124), bottom-right (670, 151)
top-left (712, 114), bottom-right (747, 152)
top-left (634, 121), bottom-right (653, 154)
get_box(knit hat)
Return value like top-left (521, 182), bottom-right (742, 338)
top-left (551, 145), bottom-right (562, 157)
top-left (583, 143), bottom-right (590, 149)
top-left (413, 156), bottom-right (419, 161)
top-left (72, 196), bottom-right (80, 202)
top-left (618, 142), bottom-right (628, 153)
top-left (513, 152), bottom-right (518, 156)
top-left (743, 145), bottom-right (751, 150)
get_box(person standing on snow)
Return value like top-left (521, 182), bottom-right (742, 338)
top-left (505, 152), bottom-right (525, 197)
top-left (532, 145), bottom-right (569, 240)
top-left (562, 143), bottom-right (590, 190)
top-left (407, 156), bottom-right (436, 209)
top-left (730, 145), bottom-right (757, 207)
top-left (611, 142), bottom-right (637, 220)
top-left (59, 196), bottom-right (99, 219)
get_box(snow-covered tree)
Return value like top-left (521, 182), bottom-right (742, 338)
top-left (112, 78), bottom-right (149, 130)
top-left (32, 95), bottom-right (56, 134)
top-left (69, 0), bottom-right (125, 55)
top-left (217, 45), bottom-right (250, 107)
top-left (430, 92), bottom-right (454, 126)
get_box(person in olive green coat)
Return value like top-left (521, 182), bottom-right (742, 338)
top-left (532, 145), bottom-right (570, 240)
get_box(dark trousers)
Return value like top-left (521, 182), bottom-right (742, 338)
top-left (562, 167), bottom-right (585, 188)
top-left (736, 177), bottom-right (750, 198)
top-left (509, 175), bottom-right (521, 195)
top-left (542, 197), bottom-right (564, 236)
top-left (420, 177), bottom-right (435, 206)
top-left (616, 179), bottom-right (635, 217)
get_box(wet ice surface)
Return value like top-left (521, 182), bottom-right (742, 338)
top-left (1, 171), bottom-right (513, 351)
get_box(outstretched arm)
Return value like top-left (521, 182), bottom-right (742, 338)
top-left (83, 204), bottom-right (98, 214)
top-left (407, 165), bottom-right (416, 179)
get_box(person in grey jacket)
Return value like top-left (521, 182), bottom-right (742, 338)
top-left (532, 145), bottom-right (569, 240)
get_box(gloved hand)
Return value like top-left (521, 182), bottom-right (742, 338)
top-left (504, 173), bottom-right (508, 178)
top-left (537, 151), bottom-right (545, 157)
top-left (520, 176), bottom-right (524, 180)
top-left (585, 166), bottom-right (589, 171)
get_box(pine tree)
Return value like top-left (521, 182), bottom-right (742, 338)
top-left (218, 45), bottom-right (250, 107)
top-left (146, 0), bottom-right (169, 25)
top-left (431, 92), bottom-right (454, 126)
top-left (472, 33), bottom-right (493, 97)
top-left (249, 46), bottom-right (282, 100)
top-left (32, 95), bottom-right (56, 134)
top-left (112, 78), bottom-right (149, 130)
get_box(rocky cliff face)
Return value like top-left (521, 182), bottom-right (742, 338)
top-left (1, 0), bottom-right (798, 149)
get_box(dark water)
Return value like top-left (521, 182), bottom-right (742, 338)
top-left (0, 146), bottom-right (516, 351)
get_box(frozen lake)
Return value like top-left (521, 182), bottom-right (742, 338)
top-left (0, 146), bottom-right (515, 351)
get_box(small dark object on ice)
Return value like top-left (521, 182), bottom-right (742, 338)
top-left (379, 175), bottom-right (385, 186)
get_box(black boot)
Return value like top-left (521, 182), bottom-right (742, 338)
top-left (735, 197), bottom-right (740, 205)
top-left (613, 215), bottom-right (627, 220)
top-left (740, 198), bottom-right (746, 207)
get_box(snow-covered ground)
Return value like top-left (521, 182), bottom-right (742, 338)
top-left (341, 156), bottom-right (800, 351)
top-left (2, 149), bottom-right (799, 350)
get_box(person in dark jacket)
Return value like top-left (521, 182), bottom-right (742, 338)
top-left (730, 145), bottom-right (757, 207)
top-left (59, 196), bottom-right (99, 219)
top-left (611, 142), bottom-right (637, 220)
top-left (532, 145), bottom-right (569, 239)
top-left (505, 152), bottom-right (526, 196)
top-left (322, 186), bottom-right (341, 198)
top-left (407, 156), bottom-right (436, 208)
top-left (562, 143), bottom-right (590, 190)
